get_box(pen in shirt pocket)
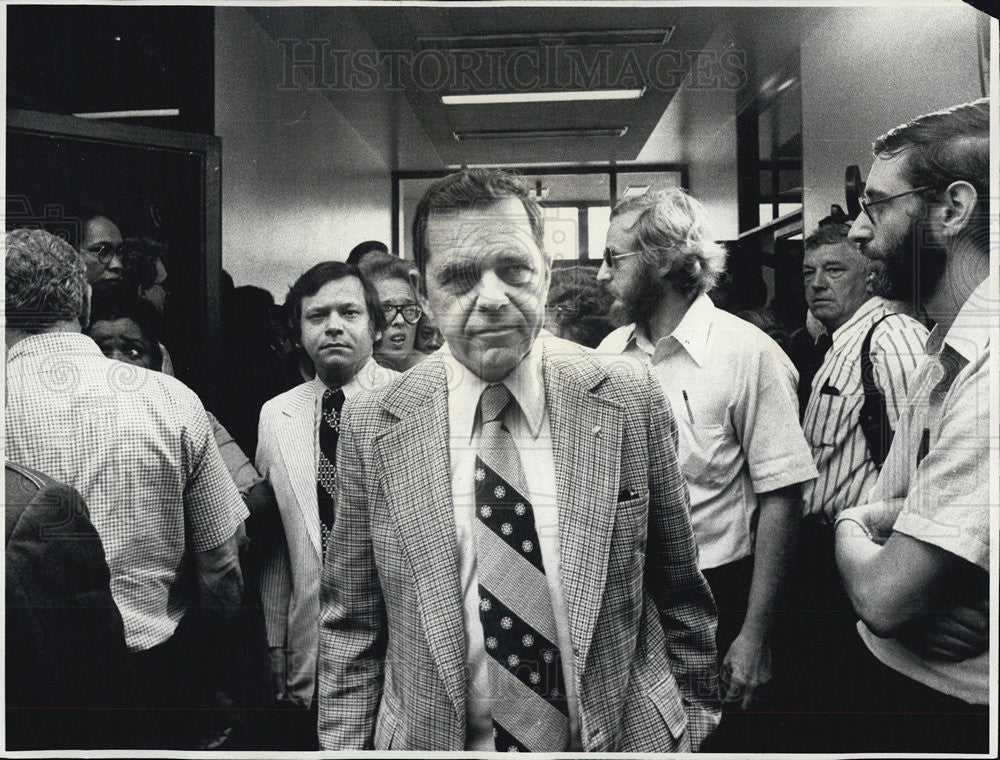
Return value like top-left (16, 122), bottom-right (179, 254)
top-left (681, 390), bottom-right (695, 424)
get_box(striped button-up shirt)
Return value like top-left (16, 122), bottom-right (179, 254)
top-left (5, 332), bottom-right (249, 652)
top-left (802, 297), bottom-right (928, 519)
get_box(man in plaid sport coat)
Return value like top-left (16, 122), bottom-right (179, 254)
top-left (317, 169), bottom-right (719, 751)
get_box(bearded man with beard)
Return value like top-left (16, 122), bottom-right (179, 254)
top-left (596, 189), bottom-right (817, 750)
top-left (831, 98), bottom-right (991, 753)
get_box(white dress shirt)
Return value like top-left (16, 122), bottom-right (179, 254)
top-left (441, 334), bottom-right (582, 751)
top-left (856, 278), bottom-right (991, 705)
top-left (599, 294), bottom-right (817, 569)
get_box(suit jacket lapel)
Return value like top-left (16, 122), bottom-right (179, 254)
top-left (372, 358), bottom-right (467, 723)
top-left (545, 345), bottom-right (622, 679)
top-left (277, 383), bottom-right (322, 560)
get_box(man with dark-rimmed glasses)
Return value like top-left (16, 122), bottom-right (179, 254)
top-left (832, 98), bottom-right (991, 753)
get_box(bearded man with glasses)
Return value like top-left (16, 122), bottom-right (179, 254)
top-left (832, 98), bottom-right (991, 753)
top-left (596, 188), bottom-right (817, 751)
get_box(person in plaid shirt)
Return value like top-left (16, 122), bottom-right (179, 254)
top-left (5, 228), bottom-right (249, 748)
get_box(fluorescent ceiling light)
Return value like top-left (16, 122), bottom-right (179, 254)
top-left (442, 88), bottom-right (645, 106)
top-left (419, 29), bottom-right (673, 50)
top-left (73, 109), bottom-right (180, 119)
top-left (453, 126), bottom-right (627, 140)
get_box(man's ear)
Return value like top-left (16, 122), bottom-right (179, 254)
top-left (80, 284), bottom-right (92, 330)
top-left (938, 180), bottom-right (978, 240)
top-left (409, 270), bottom-right (433, 320)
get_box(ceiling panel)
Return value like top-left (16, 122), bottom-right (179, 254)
top-left (352, 6), bottom-right (723, 166)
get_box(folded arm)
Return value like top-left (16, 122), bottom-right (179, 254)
top-left (835, 509), bottom-right (988, 657)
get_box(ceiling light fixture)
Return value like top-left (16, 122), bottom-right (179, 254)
top-left (73, 109), bottom-right (180, 119)
top-left (453, 126), bottom-right (628, 140)
top-left (442, 88), bottom-right (645, 106)
top-left (419, 28), bottom-right (674, 50)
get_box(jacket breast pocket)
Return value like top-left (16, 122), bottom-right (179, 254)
top-left (615, 491), bottom-right (649, 540)
top-left (678, 422), bottom-right (729, 487)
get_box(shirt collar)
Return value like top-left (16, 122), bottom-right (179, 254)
top-left (441, 331), bottom-right (547, 440)
top-left (600, 323), bottom-right (637, 354)
top-left (925, 275), bottom-right (992, 362)
top-left (312, 357), bottom-right (394, 401)
top-left (830, 296), bottom-right (884, 344)
top-left (6, 331), bottom-right (102, 364)
top-left (630, 293), bottom-right (713, 367)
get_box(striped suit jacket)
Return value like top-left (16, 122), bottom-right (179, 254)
top-left (317, 337), bottom-right (720, 751)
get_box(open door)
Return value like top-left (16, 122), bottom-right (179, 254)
top-left (6, 108), bottom-right (222, 410)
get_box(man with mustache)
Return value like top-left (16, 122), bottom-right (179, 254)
top-left (834, 98), bottom-right (991, 752)
top-left (256, 261), bottom-right (395, 747)
top-left (317, 169), bottom-right (719, 751)
top-left (595, 188), bottom-right (817, 748)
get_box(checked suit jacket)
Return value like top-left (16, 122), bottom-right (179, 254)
top-left (317, 336), bottom-right (720, 751)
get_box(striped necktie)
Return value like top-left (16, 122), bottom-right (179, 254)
top-left (474, 383), bottom-right (570, 752)
top-left (318, 387), bottom-right (345, 553)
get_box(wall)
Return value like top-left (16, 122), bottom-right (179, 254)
top-left (215, 8), bottom-right (395, 299)
top-left (638, 18), bottom-right (740, 241)
top-left (800, 4), bottom-right (985, 233)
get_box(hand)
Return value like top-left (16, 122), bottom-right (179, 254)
top-left (720, 632), bottom-right (773, 710)
top-left (896, 596), bottom-right (989, 661)
top-left (269, 647), bottom-right (287, 701)
top-left (841, 499), bottom-right (906, 545)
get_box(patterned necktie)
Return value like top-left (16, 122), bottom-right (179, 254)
top-left (318, 387), bottom-right (345, 553)
top-left (474, 384), bottom-right (570, 753)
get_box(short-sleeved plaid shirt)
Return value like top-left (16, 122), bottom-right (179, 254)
top-left (5, 333), bottom-right (249, 652)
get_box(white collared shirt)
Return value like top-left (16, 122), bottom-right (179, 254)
top-left (598, 294), bottom-right (817, 569)
top-left (857, 277), bottom-right (992, 705)
top-left (441, 333), bottom-right (582, 751)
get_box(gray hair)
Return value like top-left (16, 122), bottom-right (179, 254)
top-left (611, 188), bottom-right (727, 298)
top-left (6, 228), bottom-right (87, 332)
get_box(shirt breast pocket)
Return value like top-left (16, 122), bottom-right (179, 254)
top-left (808, 393), bottom-right (861, 447)
top-left (678, 422), bottom-right (729, 486)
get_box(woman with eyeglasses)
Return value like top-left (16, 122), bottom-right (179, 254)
top-left (359, 251), bottom-right (427, 372)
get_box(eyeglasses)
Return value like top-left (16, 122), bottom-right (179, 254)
top-left (383, 303), bottom-right (422, 324)
top-left (858, 185), bottom-right (934, 225)
top-left (86, 243), bottom-right (119, 266)
top-left (602, 247), bottom-right (643, 269)
top-left (546, 303), bottom-right (579, 327)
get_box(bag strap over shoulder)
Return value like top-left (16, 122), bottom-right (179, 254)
top-left (858, 314), bottom-right (897, 468)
